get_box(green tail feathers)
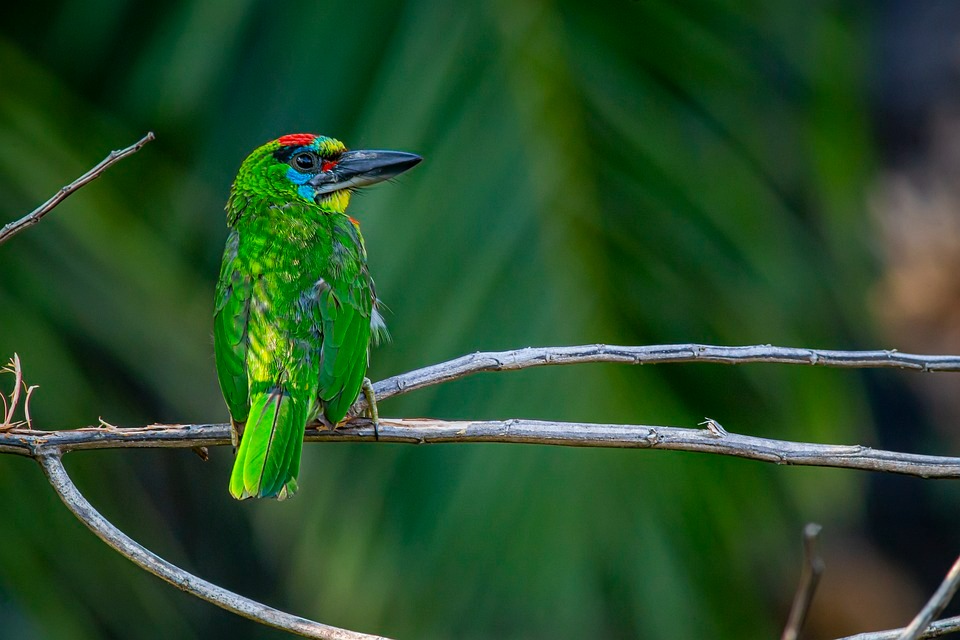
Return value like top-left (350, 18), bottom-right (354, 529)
top-left (229, 387), bottom-right (308, 500)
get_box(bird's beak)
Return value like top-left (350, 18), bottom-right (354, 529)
top-left (308, 149), bottom-right (422, 197)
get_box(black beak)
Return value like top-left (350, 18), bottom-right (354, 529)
top-left (308, 149), bottom-right (422, 196)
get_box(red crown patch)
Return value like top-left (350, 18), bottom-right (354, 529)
top-left (277, 133), bottom-right (317, 147)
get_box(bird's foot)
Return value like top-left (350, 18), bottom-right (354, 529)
top-left (362, 377), bottom-right (380, 441)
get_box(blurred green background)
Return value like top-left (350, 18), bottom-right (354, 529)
top-left (2, 0), bottom-right (959, 638)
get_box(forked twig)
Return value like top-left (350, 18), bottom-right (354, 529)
top-left (2, 354), bottom-right (23, 427)
top-left (0, 354), bottom-right (36, 431)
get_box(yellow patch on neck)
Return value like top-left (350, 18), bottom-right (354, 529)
top-left (318, 189), bottom-right (352, 214)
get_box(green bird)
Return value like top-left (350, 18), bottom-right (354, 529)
top-left (214, 133), bottom-right (421, 500)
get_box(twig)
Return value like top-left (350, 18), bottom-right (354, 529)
top-left (23, 384), bottom-right (38, 429)
top-left (0, 353), bottom-right (34, 431)
top-left (782, 523), bottom-right (825, 640)
top-left (2, 354), bottom-right (23, 426)
top-left (36, 450), bottom-right (391, 640)
top-left (897, 554), bottom-right (960, 640)
top-left (4, 418), bottom-right (960, 479)
top-left (0, 132), bottom-right (155, 246)
top-left (835, 554), bottom-right (960, 639)
top-left (357, 344), bottom-right (960, 412)
top-left (839, 616), bottom-right (960, 639)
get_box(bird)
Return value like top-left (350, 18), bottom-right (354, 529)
top-left (214, 133), bottom-right (421, 500)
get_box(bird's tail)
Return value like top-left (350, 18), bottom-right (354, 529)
top-left (229, 386), bottom-right (308, 500)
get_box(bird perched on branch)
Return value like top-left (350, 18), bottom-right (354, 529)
top-left (214, 133), bottom-right (421, 500)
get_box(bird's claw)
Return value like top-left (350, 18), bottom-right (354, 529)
top-left (361, 377), bottom-right (380, 441)
top-left (229, 419), bottom-right (243, 450)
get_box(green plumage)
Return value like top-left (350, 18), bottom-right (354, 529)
top-left (214, 134), bottom-right (417, 500)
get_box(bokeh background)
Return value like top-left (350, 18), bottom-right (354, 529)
top-left (2, 0), bottom-right (960, 638)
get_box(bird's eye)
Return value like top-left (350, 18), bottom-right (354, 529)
top-left (292, 152), bottom-right (318, 171)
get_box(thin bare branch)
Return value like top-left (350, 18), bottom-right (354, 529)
top-left (782, 523), bottom-right (825, 640)
top-left (3, 418), bottom-right (960, 478)
top-left (358, 344), bottom-right (960, 412)
top-left (23, 385), bottom-right (37, 429)
top-left (0, 132), bottom-right (155, 246)
top-left (896, 554), bottom-right (960, 640)
top-left (839, 616), bottom-right (960, 639)
top-left (36, 450), bottom-right (392, 640)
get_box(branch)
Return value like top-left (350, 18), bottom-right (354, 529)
top-left (897, 554), bottom-right (960, 640)
top-left (5, 418), bottom-right (960, 478)
top-left (36, 450), bottom-right (391, 640)
top-left (782, 523), bottom-right (825, 640)
top-left (360, 344), bottom-right (960, 411)
top-left (0, 132), bottom-right (155, 246)
top-left (8, 342), bottom-right (960, 637)
top-left (839, 617), bottom-right (960, 640)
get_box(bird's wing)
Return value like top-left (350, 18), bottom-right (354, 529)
top-left (213, 230), bottom-right (252, 422)
top-left (314, 278), bottom-right (373, 424)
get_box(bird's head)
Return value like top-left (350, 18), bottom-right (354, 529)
top-left (231, 133), bottom-right (421, 215)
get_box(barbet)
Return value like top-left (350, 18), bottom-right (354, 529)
top-left (215, 133), bottom-right (420, 500)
